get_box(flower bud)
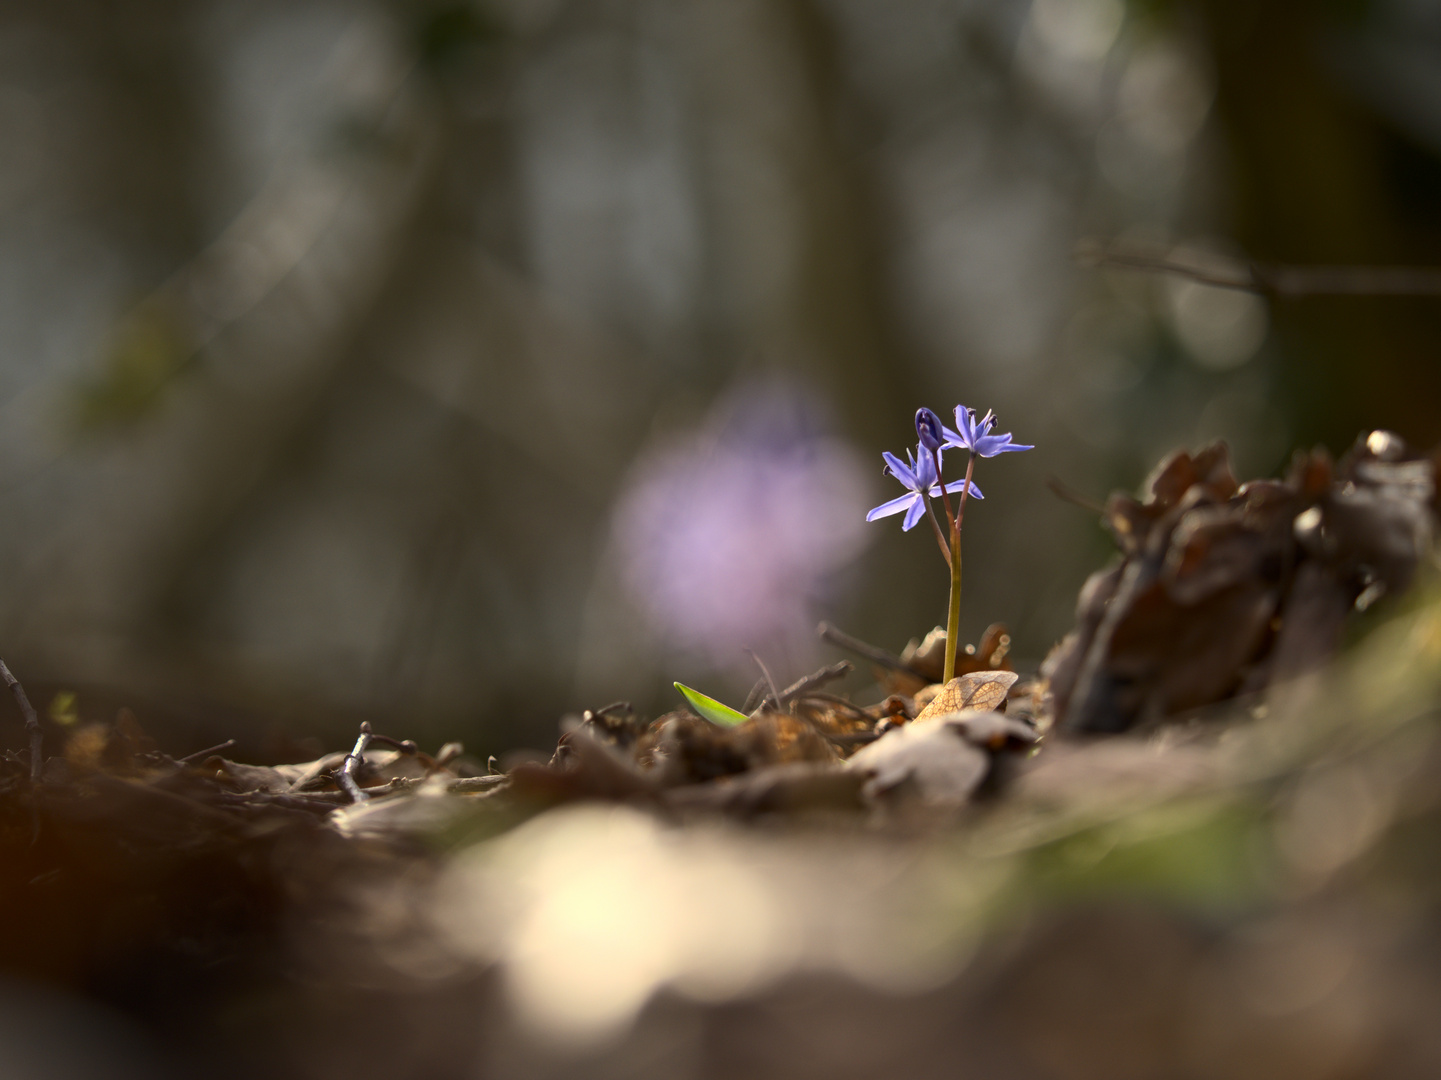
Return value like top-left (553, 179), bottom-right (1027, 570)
top-left (915, 407), bottom-right (945, 452)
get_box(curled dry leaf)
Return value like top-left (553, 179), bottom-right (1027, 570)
top-left (1044, 434), bottom-right (1437, 733)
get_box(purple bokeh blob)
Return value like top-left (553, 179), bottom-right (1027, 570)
top-left (613, 380), bottom-right (871, 672)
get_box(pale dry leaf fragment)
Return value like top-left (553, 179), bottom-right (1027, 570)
top-left (846, 718), bottom-right (989, 809)
top-left (846, 709), bottom-right (1035, 810)
top-left (914, 670), bottom-right (1020, 722)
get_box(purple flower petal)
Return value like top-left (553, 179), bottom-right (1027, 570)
top-left (945, 404), bottom-right (1032, 458)
top-left (866, 492), bottom-right (918, 521)
top-left (990, 438), bottom-right (1034, 454)
top-left (901, 497), bottom-right (927, 531)
top-left (933, 478), bottom-right (983, 499)
top-left (954, 405), bottom-right (975, 447)
top-left (912, 443), bottom-right (940, 489)
top-left (971, 434), bottom-right (1010, 456)
top-left (881, 451), bottom-right (919, 490)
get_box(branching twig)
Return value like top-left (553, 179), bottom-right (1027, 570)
top-left (745, 649), bottom-right (783, 715)
top-left (778, 662), bottom-right (853, 704)
top-left (817, 622), bottom-right (919, 675)
top-left (337, 722), bottom-right (373, 804)
top-left (220, 772), bottom-right (506, 815)
top-left (365, 732), bottom-right (418, 755)
top-left (1078, 239), bottom-right (1441, 297)
top-left (0, 659), bottom-right (42, 784)
top-left (745, 658), bottom-right (854, 716)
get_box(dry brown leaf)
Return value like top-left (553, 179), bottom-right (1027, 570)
top-left (914, 670), bottom-right (1020, 722)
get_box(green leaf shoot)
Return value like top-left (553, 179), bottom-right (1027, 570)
top-left (674, 682), bottom-right (750, 727)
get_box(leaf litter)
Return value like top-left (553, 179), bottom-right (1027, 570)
top-left (0, 430), bottom-right (1438, 1077)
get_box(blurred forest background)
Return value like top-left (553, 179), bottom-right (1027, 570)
top-left (0, 0), bottom-right (1439, 755)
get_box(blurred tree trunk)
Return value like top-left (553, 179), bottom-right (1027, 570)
top-left (681, 0), bottom-right (921, 437)
top-left (1194, 0), bottom-right (1441, 450)
top-left (40, 0), bottom-right (210, 267)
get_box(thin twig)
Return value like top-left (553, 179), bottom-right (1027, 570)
top-left (778, 661), bottom-right (853, 705)
top-left (431, 741), bottom-right (464, 775)
top-left (745, 649), bottom-right (783, 715)
top-left (817, 622), bottom-right (920, 675)
top-left (366, 732), bottom-right (419, 755)
top-left (1078, 240), bottom-right (1441, 297)
top-left (1046, 475), bottom-right (1105, 515)
top-left (747, 659), bottom-right (855, 715)
top-left (232, 773), bottom-right (507, 813)
top-left (177, 739), bottom-right (236, 765)
top-left (1260, 264), bottom-right (1441, 296)
top-left (1079, 243), bottom-right (1261, 292)
top-left (0, 659), bottom-right (42, 785)
top-left (742, 678), bottom-right (769, 715)
top-left (216, 789), bottom-right (351, 813)
top-left (337, 722), bottom-right (373, 804)
top-left (448, 775), bottom-right (508, 793)
top-left (796, 691), bottom-right (873, 720)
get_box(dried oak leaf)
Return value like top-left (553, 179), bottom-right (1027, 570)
top-left (1046, 434), bottom-right (1437, 734)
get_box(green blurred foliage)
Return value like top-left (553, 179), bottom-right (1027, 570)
top-left (74, 301), bottom-right (195, 430)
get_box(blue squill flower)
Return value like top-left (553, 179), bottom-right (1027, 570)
top-left (866, 444), bottom-right (982, 531)
top-left (943, 406), bottom-right (1034, 458)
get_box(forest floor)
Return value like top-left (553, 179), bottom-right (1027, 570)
top-left (1, 434), bottom-right (1439, 1080)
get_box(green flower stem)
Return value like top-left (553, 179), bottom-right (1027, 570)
top-left (924, 496), bottom-right (952, 565)
top-left (944, 520), bottom-right (962, 683)
top-left (943, 452), bottom-right (977, 684)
